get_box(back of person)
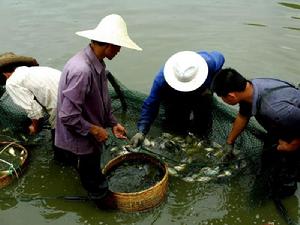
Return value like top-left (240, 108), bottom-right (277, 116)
top-left (251, 78), bottom-right (300, 140)
top-left (6, 66), bottom-right (61, 128)
top-left (160, 84), bottom-right (212, 136)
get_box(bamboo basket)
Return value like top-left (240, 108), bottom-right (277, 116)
top-left (102, 152), bottom-right (168, 212)
top-left (0, 141), bottom-right (29, 189)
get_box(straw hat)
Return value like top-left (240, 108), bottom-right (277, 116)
top-left (163, 51), bottom-right (208, 92)
top-left (76, 14), bottom-right (142, 51)
top-left (0, 52), bottom-right (38, 85)
top-left (0, 52), bottom-right (38, 69)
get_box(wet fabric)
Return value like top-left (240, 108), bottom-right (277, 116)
top-left (53, 145), bottom-right (108, 198)
top-left (260, 137), bottom-right (300, 198)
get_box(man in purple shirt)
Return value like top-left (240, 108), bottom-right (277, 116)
top-left (55, 14), bottom-right (142, 201)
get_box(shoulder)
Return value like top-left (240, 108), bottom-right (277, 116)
top-left (153, 67), bottom-right (166, 86)
top-left (63, 51), bottom-right (91, 77)
top-left (7, 66), bottom-right (28, 84)
top-left (198, 51), bottom-right (224, 62)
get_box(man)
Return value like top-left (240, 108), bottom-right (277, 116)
top-left (55, 14), bottom-right (142, 200)
top-left (0, 52), bottom-right (61, 135)
top-left (211, 68), bottom-right (300, 197)
top-left (130, 50), bottom-right (225, 147)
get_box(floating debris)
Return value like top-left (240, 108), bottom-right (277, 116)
top-left (278, 2), bottom-right (300, 10)
top-left (244, 23), bottom-right (267, 27)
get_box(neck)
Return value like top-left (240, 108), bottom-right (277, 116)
top-left (90, 43), bottom-right (106, 60)
top-left (3, 71), bottom-right (13, 80)
top-left (242, 82), bottom-right (253, 103)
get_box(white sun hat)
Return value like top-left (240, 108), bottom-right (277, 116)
top-left (76, 14), bottom-right (142, 51)
top-left (163, 51), bottom-right (208, 92)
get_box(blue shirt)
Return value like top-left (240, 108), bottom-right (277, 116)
top-left (240, 78), bottom-right (300, 140)
top-left (137, 51), bottom-right (225, 134)
top-left (55, 45), bottom-right (117, 154)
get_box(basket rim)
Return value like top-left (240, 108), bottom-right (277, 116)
top-left (102, 152), bottom-right (168, 195)
top-left (0, 141), bottom-right (29, 185)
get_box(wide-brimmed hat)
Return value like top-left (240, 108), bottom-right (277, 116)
top-left (76, 14), bottom-right (142, 51)
top-left (163, 51), bottom-right (208, 92)
top-left (0, 52), bottom-right (38, 85)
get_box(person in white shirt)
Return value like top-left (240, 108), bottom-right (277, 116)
top-left (0, 52), bottom-right (61, 135)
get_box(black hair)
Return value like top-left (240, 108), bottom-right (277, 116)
top-left (91, 40), bottom-right (108, 46)
top-left (211, 68), bottom-right (248, 97)
top-left (0, 64), bottom-right (17, 85)
top-left (0, 73), bottom-right (6, 86)
top-left (0, 62), bottom-right (38, 86)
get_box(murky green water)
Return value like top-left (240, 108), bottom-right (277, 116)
top-left (1, 0), bottom-right (300, 224)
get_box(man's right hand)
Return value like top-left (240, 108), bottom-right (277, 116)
top-left (221, 143), bottom-right (235, 163)
top-left (90, 125), bottom-right (108, 142)
top-left (130, 132), bottom-right (145, 148)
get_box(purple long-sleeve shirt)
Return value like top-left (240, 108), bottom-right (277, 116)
top-left (55, 45), bottom-right (117, 154)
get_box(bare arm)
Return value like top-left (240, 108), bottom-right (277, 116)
top-left (226, 113), bottom-right (250, 145)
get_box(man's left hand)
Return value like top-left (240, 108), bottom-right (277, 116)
top-left (277, 138), bottom-right (300, 152)
top-left (112, 123), bottom-right (127, 140)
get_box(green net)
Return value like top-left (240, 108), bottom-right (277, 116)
top-left (0, 71), bottom-right (267, 181)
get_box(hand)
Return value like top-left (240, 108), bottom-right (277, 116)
top-left (221, 143), bottom-right (235, 162)
top-left (130, 132), bottom-right (145, 148)
top-left (90, 125), bottom-right (108, 142)
top-left (28, 124), bottom-right (38, 135)
top-left (28, 119), bottom-right (39, 135)
top-left (277, 138), bottom-right (300, 152)
top-left (112, 123), bottom-right (127, 140)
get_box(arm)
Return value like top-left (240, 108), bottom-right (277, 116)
top-left (278, 138), bottom-right (300, 152)
top-left (58, 71), bottom-right (93, 135)
top-left (28, 119), bottom-right (40, 135)
top-left (227, 113), bottom-right (250, 145)
top-left (137, 69), bottom-right (165, 134)
top-left (276, 103), bottom-right (300, 151)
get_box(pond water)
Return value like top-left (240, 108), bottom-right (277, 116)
top-left (0, 0), bottom-right (300, 224)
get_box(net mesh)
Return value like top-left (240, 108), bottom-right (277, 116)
top-left (0, 71), bottom-right (267, 174)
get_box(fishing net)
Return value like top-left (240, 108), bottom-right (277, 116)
top-left (0, 71), bottom-right (267, 184)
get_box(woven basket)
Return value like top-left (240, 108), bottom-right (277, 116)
top-left (0, 141), bottom-right (29, 189)
top-left (102, 152), bottom-right (168, 212)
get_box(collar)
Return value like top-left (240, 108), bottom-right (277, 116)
top-left (83, 45), bottom-right (105, 74)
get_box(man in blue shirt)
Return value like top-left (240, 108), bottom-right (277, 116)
top-left (131, 50), bottom-right (225, 147)
top-left (211, 68), bottom-right (300, 197)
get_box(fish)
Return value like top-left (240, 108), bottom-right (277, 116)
top-left (113, 132), bottom-right (244, 183)
top-left (167, 167), bottom-right (179, 177)
top-left (173, 164), bottom-right (187, 172)
top-left (182, 176), bottom-right (194, 182)
top-left (8, 147), bottom-right (16, 157)
top-left (196, 176), bottom-right (212, 182)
